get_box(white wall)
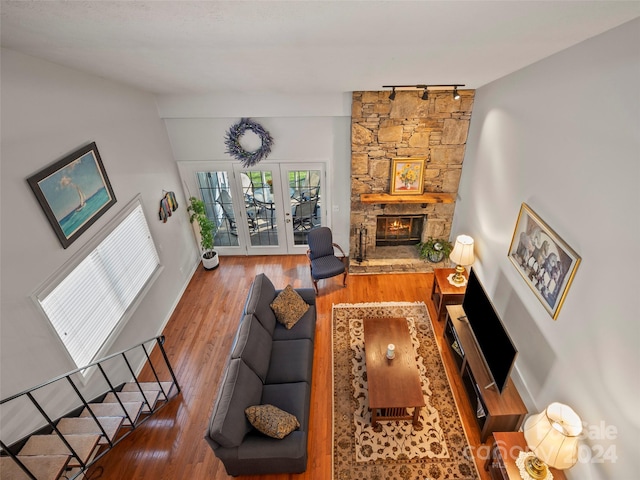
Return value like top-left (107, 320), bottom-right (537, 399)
top-left (452, 19), bottom-right (639, 479)
top-left (158, 94), bottom-right (352, 249)
top-left (0, 49), bottom-right (197, 403)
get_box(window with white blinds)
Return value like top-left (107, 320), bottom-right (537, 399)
top-left (37, 201), bottom-right (160, 370)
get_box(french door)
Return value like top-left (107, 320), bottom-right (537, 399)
top-left (178, 162), bottom-right (325, 255)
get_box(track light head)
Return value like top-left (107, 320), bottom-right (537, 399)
top-left (383, 84), bottom-right (464, 101)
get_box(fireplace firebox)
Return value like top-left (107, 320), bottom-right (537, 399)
top-left (376, 215), bottom-right (425, 246)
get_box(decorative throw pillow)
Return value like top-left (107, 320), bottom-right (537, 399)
top-left (245, 404), bottom-right (300, 439)
top-left (270, 285), bottom-right (309, 329)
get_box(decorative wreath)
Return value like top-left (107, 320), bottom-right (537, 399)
top-left (224, 118), bottom-right (274, 167)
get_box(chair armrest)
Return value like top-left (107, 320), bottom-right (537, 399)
top-left (332, 243), bottom-right (346, 258)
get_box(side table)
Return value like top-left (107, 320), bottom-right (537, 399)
top-left (485, 432), bottom-right (567, 480)
top-left (431, 268), bottom-right (467, 322)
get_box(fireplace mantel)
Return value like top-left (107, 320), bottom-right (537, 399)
top-left (360, 193), bottom-right (455, 205)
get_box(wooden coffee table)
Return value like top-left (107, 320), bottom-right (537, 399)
top-left (363, 317), bottom-right (425, 426)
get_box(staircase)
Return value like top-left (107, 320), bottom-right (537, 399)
top-left (1, 336), bottom-right (180, 480)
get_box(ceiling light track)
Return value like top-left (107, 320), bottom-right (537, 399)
top-left (382, 84), bottom-right (465, 100)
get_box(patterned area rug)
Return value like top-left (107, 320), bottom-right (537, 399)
top-left (332, 302), bottom-right (479, 480)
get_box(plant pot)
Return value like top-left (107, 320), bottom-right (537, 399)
top-left (427, 251), bottom-right (445, 263)
top-left (202, 251), bottom-right (219, 270)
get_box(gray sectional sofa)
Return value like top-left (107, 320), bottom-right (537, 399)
top-left (205, 273), bottom-right (316, 476)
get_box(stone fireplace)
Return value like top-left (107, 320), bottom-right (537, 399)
top-left (349, 89), bottom-right (474, 274)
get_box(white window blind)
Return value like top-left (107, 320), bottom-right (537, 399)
top-left (38, 203), bottom-right (160, 369)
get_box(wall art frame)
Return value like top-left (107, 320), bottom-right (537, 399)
top-left (390, 157), bottom-right (425, 195)
top-left (27, 142), bottom-right (117, 249)
top-left (507, 203), bottom-right (581, 319)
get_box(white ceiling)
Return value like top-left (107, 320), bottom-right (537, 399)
top-left (1, 1), bottom-right (639, 95)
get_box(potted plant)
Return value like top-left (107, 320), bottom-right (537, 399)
top-left (417, 237), bottom-right (453, 263)
top-left (187, 196), bottom-right (219, 270)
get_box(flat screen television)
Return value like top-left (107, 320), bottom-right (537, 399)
top-left (462, 268), bottom-right (518, 394)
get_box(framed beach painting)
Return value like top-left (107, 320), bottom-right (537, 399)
top-left (27, 142), bottom-right (117, 248)
top-left (390, 157), bottom-right (425, 195)
top-left (507, 203), bottom-right (581, 319)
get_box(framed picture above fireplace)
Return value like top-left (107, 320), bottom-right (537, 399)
top-left (390, 157), bottom-right (425, 195)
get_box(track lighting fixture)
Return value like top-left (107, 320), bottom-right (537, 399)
top-left (383, 84), bottom-right (465, 101)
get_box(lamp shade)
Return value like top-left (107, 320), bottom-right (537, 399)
top-left (449, 235), bottom-right (475, 266)
top-left (523, 402), bottom-right (582, 470)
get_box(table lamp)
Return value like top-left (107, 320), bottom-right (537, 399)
top-left (448, 235), bottom-right (474, 286)
top-left (522, 402), bottom-right (582, 479)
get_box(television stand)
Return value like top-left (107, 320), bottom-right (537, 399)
top-left (444, 305), bottom-right (527, 442)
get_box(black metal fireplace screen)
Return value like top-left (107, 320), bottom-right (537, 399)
top-left (376, 215), bottom-right (425, 246)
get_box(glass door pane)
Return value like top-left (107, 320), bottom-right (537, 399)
top-left (241, 170), bottom-right (279, 247)
top-left (282, 166), bottom-right (324, 249)
top-left (233, 166), bottom-right (287, 254)
top-left (195, 171), bottom-right (239, 247)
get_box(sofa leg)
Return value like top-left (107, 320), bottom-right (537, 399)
top-left (312, 279), bottom-right (319, 296)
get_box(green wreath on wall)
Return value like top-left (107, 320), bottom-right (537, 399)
top-left (224, 118), bottom-right (274, 167)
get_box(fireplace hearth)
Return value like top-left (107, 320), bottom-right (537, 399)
top-left (376, 215), bottom-right (424, 246)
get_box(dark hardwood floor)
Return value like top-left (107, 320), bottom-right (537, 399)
top-left (88, 255), bottom-right (492, 480)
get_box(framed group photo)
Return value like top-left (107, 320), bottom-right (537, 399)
top-left (507, 203), bottom-right (581, 319)
top-left (27, 142), bottom-right (117, 248)
top-left (390, 157), bottom-right (425, 195)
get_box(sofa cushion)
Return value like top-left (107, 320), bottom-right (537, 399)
top-left (244, 273), bottom-right (278, 335)
top-left (261, 382), bottom-right (310, 432)
top-left (266, 339), bottom-right (314, 385)
top-left (293, 288), bottom-right (316, 307)
top-left (238, 430), bottom-right (307, 462)
top-left (208, 358), bottom-right (263, 448)
top-left (272, 305), bottom-right (316, 341)
top-left (270, 285), bottom-right (309, 329)
top-left (231, 314), bottom-right (272, 382)
top-left (245, 404), bottom-right (300, 439)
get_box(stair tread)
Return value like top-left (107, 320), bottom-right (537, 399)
top-left (103, 390), bottom-right (160, 413)
top-left (18, 434), bottom-right (100, 468)
top-left (121, 381), bottom-right (173, 394)
top-left (0, 455), bottom-right (70, 480)
top-left (79, 401), bottom-right (143, 426)
top-left (56, 416), bottom-right (123, 444)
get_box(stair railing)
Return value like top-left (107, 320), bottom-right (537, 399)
top-left (0, 335), bottom-right (180, 480)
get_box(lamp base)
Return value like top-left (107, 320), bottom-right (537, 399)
top-left (516, 451), bottom-right (554, 480)
top-left (447, 267), bottom-right (467, 287)
top-left (524, 456), bottom-right (550, 480)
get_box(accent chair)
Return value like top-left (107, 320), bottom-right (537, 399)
top-left (306, 227), bottom-right (348, 295)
